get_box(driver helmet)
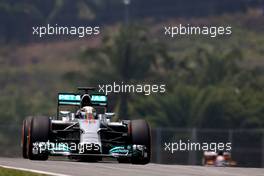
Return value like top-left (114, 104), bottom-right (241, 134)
top-left (79, 106), bottom-right (97, 120)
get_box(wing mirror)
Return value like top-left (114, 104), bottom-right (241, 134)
top-left (105, 112), bottom-right (115, 118)
top-left (60, 110), bottom-right (71, 115)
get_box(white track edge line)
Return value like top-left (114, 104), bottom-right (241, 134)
top-left (0, 164), bottom-right (71, 176)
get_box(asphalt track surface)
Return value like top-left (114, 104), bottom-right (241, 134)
top-left (0, 157), bottom-right (263, 176)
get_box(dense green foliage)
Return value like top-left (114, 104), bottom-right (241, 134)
top-left (0, 7), bottom-right (264, 129)
top-left (78, 22), bottom-right (264, 129)
top-left (0, 0), bottom-right (261, 43)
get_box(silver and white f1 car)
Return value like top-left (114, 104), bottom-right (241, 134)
top-left (21, 87), bottom-right (151, 164)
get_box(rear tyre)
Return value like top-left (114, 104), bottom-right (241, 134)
top-left (21, 117), bottom-right (32, 158)
top-left (28, 116), bottom-right (50, 160)
top-left (130, 120), bottom-right (151, 164)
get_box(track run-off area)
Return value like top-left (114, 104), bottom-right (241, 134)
top-left (0, 157), bottom-right (263, 176)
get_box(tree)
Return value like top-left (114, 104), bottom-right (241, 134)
top-left (76, 25), bottom-right (169, 119)
top-left (176, 46), bottom-right (243, 86)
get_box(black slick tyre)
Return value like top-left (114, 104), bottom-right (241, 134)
top-left (28, 116), bottom-right (50, 160)
top-left (21, 117), bottom-right (32, 158)
top-left (130, 119), bottom-right (151, 164)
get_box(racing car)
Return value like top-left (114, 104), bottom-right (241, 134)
top-left (21, 87), bottom-right (151, 164)
top-left (202, 151), bottom-right (237, 167)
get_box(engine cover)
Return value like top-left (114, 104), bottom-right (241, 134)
top-left (78, 119), bottom-right (101, 153)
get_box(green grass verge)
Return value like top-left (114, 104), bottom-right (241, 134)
top-left (0, 167), bottom-right (47, 176)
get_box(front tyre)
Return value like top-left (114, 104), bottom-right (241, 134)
top-left (21, 117), bottom-right (32, 158)
top-left (130, 120), bottom-right (151, 164)
top-left (28, 116), bottom-right (50, 160)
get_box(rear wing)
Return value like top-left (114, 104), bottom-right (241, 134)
top-left (58, 92), bottom-right (108, 106)
top-left (58, 93), bottom-right (81, 106)
top-left (90, 93), bottom-right (108, 106)
top-left (57, 92), bottom-right (108, 119)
